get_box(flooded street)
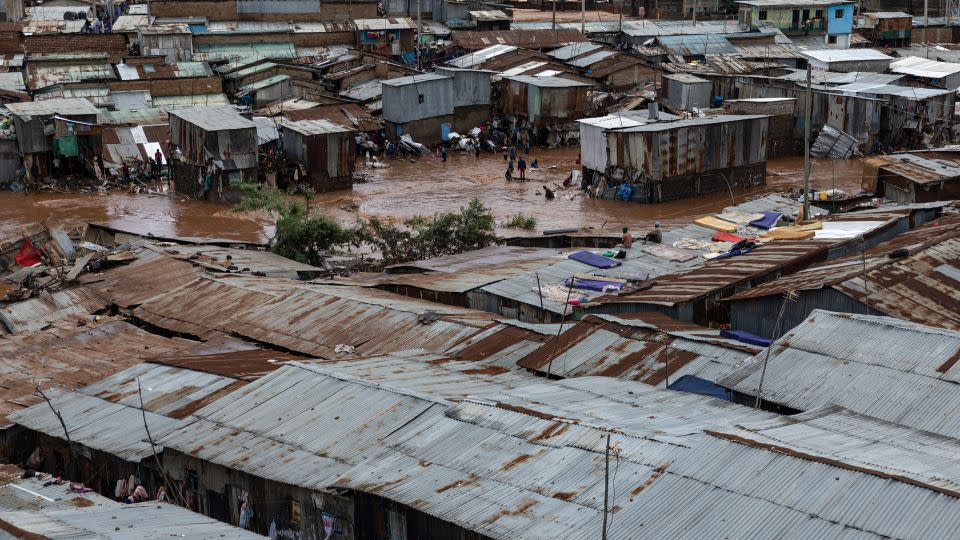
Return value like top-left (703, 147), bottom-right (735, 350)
top-left (0, 148), bottom-right (866, 243)
top-left (0, 191), bottom-right (272, 243)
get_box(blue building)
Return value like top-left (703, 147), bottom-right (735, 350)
top-left (738, 0), bottom-right (855, 48)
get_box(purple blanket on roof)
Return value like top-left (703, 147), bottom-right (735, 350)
top-left (565, 277), bottom-right (624, 292)
top-left (720, 329), bottom-right (773, 347)
top-left (750, 212), bottom-right (782, 230)
top-left (568, 251), bottom-right (621, 269)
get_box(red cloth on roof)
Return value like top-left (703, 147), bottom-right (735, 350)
top-left (14, 237), bottom-right (42, 267)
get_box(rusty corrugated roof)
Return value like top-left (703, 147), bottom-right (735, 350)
top-left (283, 103), bottom-right (381, 132)
top-left (150, 349), bottom-right (305, 381)
top-left (727, 215), bottom-right (960, 330)
top-left (600, 241), bottom-right (832, 307)
top-left (452, 29), bottom-right (585, 50)
top-left (516, 313), bottom-right (760, 382)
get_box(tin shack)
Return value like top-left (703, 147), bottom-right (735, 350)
top-left (501, 75), bottom-right (592, 145)
top-left (138, 24), bottom-right (194, 62)
top-left (168, 106), bottom-right (258, 202)
top-left (801, 48), bottom-right (894, 72)
top-left (6, 97), bottom-right (101, 182)
top-left (281, 119), bottom-right (355, 191)
top-left (434, 67), bottom-right (492, 131)
top-left (354, 17), bottom-right (416, 58)
top-left (581, 113), bottom-right (769, 202)
top-left (661, 73), bottom-right (712, 111)
top-left (382, 72), bottom-right (454, 142)
top-left (858, 11), bottom-right (912, 46)
top-left (865, 153), bottom-right (960, 203)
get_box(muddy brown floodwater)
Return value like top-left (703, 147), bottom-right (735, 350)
top-left (0, 147), bottom-right (866, 244)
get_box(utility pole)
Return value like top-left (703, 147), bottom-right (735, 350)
top-left (581, 0), bottom-right (586, 34)
top-left (802, 64), bottom-right (811, 221)
top-left (602, 433), bottom-right (611, 540)
top-left (553, 0), bottom-right (557, 30)
top-left (692, 0), bottom-right (697, 25)
top-left (416, 0), bottom-right (422, 69)
top-left (925, 0), bottom-right (929, 57)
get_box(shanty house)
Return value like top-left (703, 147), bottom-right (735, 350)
top-left (865, 153), bottom-right (960, 203)
top-left (354, 17), bottom-right (416, 57)
top-left (858, 11), bottom-right (912, 46)
top-left (801, 48), bottom-right (894, 72)
top-left (890, 56), bottom-right (960, 90)
top-left (168, 106), bottom-right (259, 202)
top-left (737, 0), bottom-right (854, 46)
top-left (581, 114), bottom-right (769, 202)
top-left (724, 97), bottom-right (798, 157)
top-left (138, 24), bottom-right (194, 62)
top-left (6, 97), bottom-right (100, 182)
top-left (501, 75), bottom-right (592, 143)
top-left (661, 73), bottom-right (712, 111)
top-left (382, 73), bottom-right (454, 142)
top-left (434, 66), bottom-right (492, 130)
top-left (281, 119), bottom-right (355, 191)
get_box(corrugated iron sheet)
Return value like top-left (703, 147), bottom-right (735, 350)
top-left (603, 241), bottom-right (831, 307)
top-left (0, 472), bottom-right (266, 538)
top-left (726, 216), bottom-right (960, 330)
top-left (720, 309), bottom-right (960, 439)
top-left (452, 29), bottom-right (584, 49)
top-left (133, 274), bottom-right (499, 358)
top-left (0, 320), bottom-right (193, 425)
top-left (516, 313), bottom-right (759, 382)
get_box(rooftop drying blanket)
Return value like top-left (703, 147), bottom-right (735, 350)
top-left (720, 329), bottom-right (773, 347)
top-left (565, 275), bottom-right (626, 292)
top-left (750, 212), bottom-right (782, 230)
top-left (695, 215), bottom-right (738, 232)
top-left (711, 231), bottom-right (745, 243)
top-left (568, 251), bottom-right (622, 269)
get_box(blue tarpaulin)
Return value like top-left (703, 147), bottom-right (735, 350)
top-left (568, 251), bottom-right (622, 269)
top-left (721, 329), bottom-right (773, 347)
top-left (668, 375), bottom-right (733, 401)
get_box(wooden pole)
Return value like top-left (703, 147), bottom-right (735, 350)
top-left (602, 433), bottom-right (611, 540)
top-left (802, 64), bottom-right (811, 221)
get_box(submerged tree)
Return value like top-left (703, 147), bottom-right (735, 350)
top-left (236, 187), bottom-right (499, 268)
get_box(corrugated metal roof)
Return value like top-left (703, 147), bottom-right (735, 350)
top-left (548, 42), bottom-right (604, 61)
top-left (354, 17), bottom-right (416, 30)
top-left (340, 78), bottom-right (383, 102)
top-left (238, 73), bottom-right (290, 93)
top-left (452, 29), bottom-right (585, 49)
top-left (282, 117), bottom-right (353, 136)
top-left (381, 72), bottom-right (450, 86)
top-left (568, 49), bottom-right (617, 67)
top-left (282, 103), bottom-right (381, 132)
top-left (503, 74), bottom-right (591, 87)
top-left (801, 48), bottom-right (893, 63)
top-left (714, 404), bottom-right (960, 496)
top-left (483, 195), bottom-right (820, 315)
top-left (192, 42), bottom-right (297, 62)
top-left (0, 288), bottom-right (105, 334)
top-left (167, 244), bottom-right (323, 278)
top-left (0, 472), bottom-right (266, 538)
top-left (133, 274), bottom-right (499, 358)
top-left (157, 360), bottom-right (451, 490)
top-left (891, 55), bottom-right (960, 79)
top-left (469, 9), bottom-right (511, 21)
top-left (168, 105), bottom-right (257, 131)
top-left (720, 310), bottom-right (960, 439)
top-left (111, 14), bottom-right (150, 32)
top-left (378, 245), bottom-right (566, 293)
top-left (725, 216), bottom-right (960, 330)
top-left (152, 92), bottom-right (229, 108)
top-left (737, 0), bottom-right (851, 6)
top-left (602, 241), bottom-right (830, 307)
top-left (447, 44), bottom-right (517, 68)
top-left (0, 320), bottom-right (194, 426)
top-left (516, 313), bottom-right (760, 381)
top-left (6, 96), bottom-right (99, 116)
top-left (658, 34), bottom-right (736, 56)
top-left (447, 320), bottom-right (567, 368)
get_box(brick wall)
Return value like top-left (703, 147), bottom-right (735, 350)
top-left (24, 34), bottom-right (127, 59)
top-left (150, 0), bottom-right (374, 21)
top-left (290, 32), bottom-right (355, 47)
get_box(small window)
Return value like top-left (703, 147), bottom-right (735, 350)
top-left (758, 9), bottom-right (767, 20)
top-left (418, 94), bottom-right (424, 104)
top-left (835, 8), bottom-right (844, 18)
top-left (814, 9), bottom-right (823, 19)
top-left (827, 35), bottom-right (838, 44)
